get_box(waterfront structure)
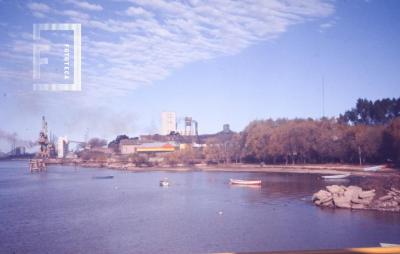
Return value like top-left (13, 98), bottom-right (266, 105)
top-left (57, 136), bottom-right (69, 158)
top-left (120, 139), bottom-right (140, 155)
top-left (136, 142), bottom-right (176, 153)
top-left (161, 112), bottom-right (177, 135)
top-left (120, 139), bottom-right (177, 155)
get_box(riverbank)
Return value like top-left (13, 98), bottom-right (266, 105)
top-left (73, 161), bottom-right (400, 178)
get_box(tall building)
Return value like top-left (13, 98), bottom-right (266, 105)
top-left (57, 136), bottom-right (69, 158)
top-left (161, 112), bottom-right (177, 135)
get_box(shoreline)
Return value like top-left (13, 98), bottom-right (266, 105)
top-left (5, 158), bottom-right (399, 178)
top-left (56, 160), bottom-right (400, 178)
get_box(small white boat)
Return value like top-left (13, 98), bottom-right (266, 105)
top-left (364, 165), bottom-right (383, 172)
top-left (321, 173), bottom-right (350, 179)
top-left (230, 179), bottom-right (262, 185)
top-left (380, 243), bottom-right (400, 247)
top-left (160, 178), bottom-right (169, 187)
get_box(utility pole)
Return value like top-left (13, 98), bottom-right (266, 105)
top-left (322, 76), bottom-right (325, 118)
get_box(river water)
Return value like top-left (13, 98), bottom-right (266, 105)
top-left (0, 160), bottom-right (399, 253)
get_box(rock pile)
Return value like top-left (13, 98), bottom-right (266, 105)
top-left (313, 185), bottom-right (400, 212)
top-left (373, 187), bottom-right (400, 212)
top-left (312, 185), bottom-right (376, 210)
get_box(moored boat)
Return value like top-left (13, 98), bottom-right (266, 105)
top-left (380, 243), bottom-right (400, 247)
top-left (92, 176), bottom-right (114, 179)
top-left (364, 165), bottom-right (383, 172)
top-left (230, 179), bottom-right (262, 185)
top-left (321, 173), bottom-right (350, 179)
top-left (160, 178), bottom-right (170, 187)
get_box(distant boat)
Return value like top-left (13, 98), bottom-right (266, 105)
top-left (92, 176), bottom-right (114, 179)
top-left (364, 165), bottom-right (383, 172)
top-left (160, 178), bottom-right (169, 187)
top-left (230, 179), bottom-right (262, 185)
top-left (380, 243), bottom-right (400, 247)
top-left (321, 173), bottom-right (350, 179)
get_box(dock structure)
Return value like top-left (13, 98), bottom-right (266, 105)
top-left (29, 159), bottom-right (46, 172)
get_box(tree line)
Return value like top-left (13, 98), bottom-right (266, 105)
top-left (83, 97), bottom-right (400, 167)
top-left (202, 97), bottom-right (400, 167)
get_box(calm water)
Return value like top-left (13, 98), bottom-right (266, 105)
top-left (0, 160), bottom-right (399, 253)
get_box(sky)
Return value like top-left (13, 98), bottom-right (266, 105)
top-left (0, 0), bottom-right (400, 151)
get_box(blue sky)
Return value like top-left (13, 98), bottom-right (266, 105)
top-left (0, 0), bottom-right (400, 151)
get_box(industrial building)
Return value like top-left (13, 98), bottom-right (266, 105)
top-left (180, 117), bottom-right (198, 136)
top-left (161, 112), bottom-right (177, 135)
top-left (120, 139), bottom-right (140, 155)
top-left (120, 140), bottom-right (178, 155)
top-left (57, 136), bottom-right (69, 158)
top-left (136, 142), bottom-right (177, 153)
top-left (160, 112), bottom-right (199, 137)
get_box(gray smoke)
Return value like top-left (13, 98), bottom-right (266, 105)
top-left (0, 130), bottom-right (36, 148)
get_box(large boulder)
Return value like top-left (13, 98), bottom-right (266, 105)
top-left (379, 195), bottom-right (393, 201)
top-left (312, 190), bottom-right (332, 203)
top-left (346, 185), bottom-right (362, 196)
top-left (333, 195), bottom-right (352, 208)
top-left (345, 186), bottom-right (362, 201)
top-left (359, 190), bottom-right (376, 199)
top-left (326, 185), bottom-right (345, 195)
top-left (351, 197), bottom-right (374, 205)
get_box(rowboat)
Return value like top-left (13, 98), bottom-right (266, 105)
top-left (92, 176), bottom-right (114, 179)
top-left (230, 179), bottom-right (262, 185)
top-left (380, 243), bottom-right (400, 247)
top-left (321, 173), bottom-right (350, 179)
top-left (160, 178), bottom-right (170, 187)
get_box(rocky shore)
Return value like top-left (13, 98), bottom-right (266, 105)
top-left (313, 185), bottom-right (400, 212)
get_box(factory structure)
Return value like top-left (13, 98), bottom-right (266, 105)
top-left (57, 136), bottom-right (69, 159)
top-left (24, 114), bottom-right (234, 167)
top-left (160, 112), bottom-right (177, 135)
top-left (160, 111), bottom-right (198, 136)
top-left (117, 112), bottom-right (233, 157)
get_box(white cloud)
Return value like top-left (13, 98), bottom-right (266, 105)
top-left (125, 6), bottom-right (153, 17)
top-left (9, 0), bottom-right (335, 97)
top-left (65, 0), bottom-right (103, 11)
top-left (319, 17), bottom-right (339, 32)
top-left (80, 0), bottom-right (335, 93)
top-left (27, 2), bottom-right (50, 18)
top-left (62, 9), bottom-right (90, 20)
top-left (32, 11), bottom-right (46, 18)
top-left (27, 2), bottom-right (50, 12)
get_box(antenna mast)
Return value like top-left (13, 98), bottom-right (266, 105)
top-left (322, 77), bottom-right (325, 118)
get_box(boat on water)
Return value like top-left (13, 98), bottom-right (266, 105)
top-left (92, 176), bottom-right (114, 179)
top-left (364, 165), bottom-right (383, 172)
top-left (321, 173), bottom-right (350, 179)
top-left (380, 243), bottom-right (400, 247)
top-left (230, 179), bottom-right (262, 185)
top-left (160, 178), bottom-right (170, 187)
